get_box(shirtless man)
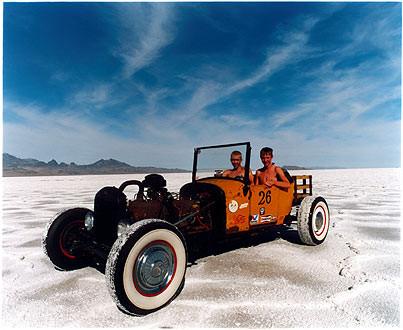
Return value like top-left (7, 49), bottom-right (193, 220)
top-left (222, 150), bottom-right (254, 183)
top-left (255, 147), bottom-right (291, 188)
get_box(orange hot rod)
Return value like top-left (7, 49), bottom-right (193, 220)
top-left (42, 142), bottom-right (330, 316)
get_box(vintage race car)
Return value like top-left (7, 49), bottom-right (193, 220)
top-left (42, 142), bottom-right (330, 316)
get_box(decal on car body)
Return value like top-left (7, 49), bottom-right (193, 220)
top-left (233, 214), bottom-right (247, 224)
top-left (261, 215), bottom-right (277, 223)
top-left (258, 190), bottom-right (272, 205)
top-left (250, 214), bottom-right (259, 224)
top-left (239, 202), bottom-right (248, 209)
top-left (228, 200), bottom-right (239, 213)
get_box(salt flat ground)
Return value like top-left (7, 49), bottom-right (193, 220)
top-left (2, 169), bottom-right (400, 327)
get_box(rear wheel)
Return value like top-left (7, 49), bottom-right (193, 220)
top-left (106, 219), bottom-right (187, 316)
top-left (297, 196), bottom-right (330, 245)
top-left (42, 207), bottom-right (91, 270)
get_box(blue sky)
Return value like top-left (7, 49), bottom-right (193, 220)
top-left (3, 2), bottom-right (401, 169)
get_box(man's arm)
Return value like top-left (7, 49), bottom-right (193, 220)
top-left (272, 167), bottom-right (291, 188)
top-left (254, 170), bottom-right (261, 185)
top-left (221, 169), bottom-right (231, 177)
top-left (248, 169), bottom-right (254, 185)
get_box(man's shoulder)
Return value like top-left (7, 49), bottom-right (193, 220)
top-left (275, 165), bottom-right (288, 177)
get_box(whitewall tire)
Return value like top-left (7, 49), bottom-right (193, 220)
top-left (106, 219), bottom-right (187, 315)
top-left (297, 196), bottom-right (330, 245)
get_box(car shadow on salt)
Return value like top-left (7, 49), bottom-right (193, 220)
top-left (88, 227), bottom-right (305, 274)
top-left (186, 226), bottom-right (304, 265)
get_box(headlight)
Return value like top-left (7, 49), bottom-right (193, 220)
top-left (117, 220), bottom-right (131, 237)
top-left (84, 211), bottom-right (95, 231)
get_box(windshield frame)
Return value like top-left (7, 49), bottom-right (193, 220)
top-left (192, 141), bottom-right (252, 186)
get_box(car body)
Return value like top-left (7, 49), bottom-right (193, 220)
top-left (43, 142), bottom-right (330, 316)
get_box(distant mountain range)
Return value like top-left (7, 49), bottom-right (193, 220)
top-left (2, 153), bottom-right (190, 177)
top-left (282, 165), bottom-right (309, 170)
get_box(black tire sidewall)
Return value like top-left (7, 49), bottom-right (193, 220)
top-left (44, 207), bottom-right (90, 270)
top-left (308, 197), bottom-right (329, 245)
top-left (110, 220), bottom-right (187, 316)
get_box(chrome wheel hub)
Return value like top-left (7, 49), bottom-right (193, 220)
top-left (134, 242), bottom-right (175, 296)
top-left (315, 212), bottom-right (324, 231)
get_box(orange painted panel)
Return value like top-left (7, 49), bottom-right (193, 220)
top-left (200, 178), bottom-right (250, 232)
top-left (249, 184), bottom-right (294, 226)
top-left (249, 185), bottom-right (278, 225)
top-left (277, 186), bottom-right (294, 222)
top-left (199, 177), bottom-right (294, 231)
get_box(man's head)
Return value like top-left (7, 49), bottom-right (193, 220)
top-left (230, 150), bottom-right (242, 169)
top-left (260, 147), bottom-right (273, 167)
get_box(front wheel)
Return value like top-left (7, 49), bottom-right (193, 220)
top-left (42, 207), bottom-right (91, 270)
top-left (297, 196), bottom-right (330, 245)
top-left (105, 219), bottom-right (187, 316)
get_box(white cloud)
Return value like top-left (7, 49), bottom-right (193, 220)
top-left (219, 114), bottom-right (259, 128)
top-left (271, 105), bottom-right (313, 129)
top-left (116, 4), bottom-right (174, 78)
top-left (72, 84), bottom-right (113, 108)
top-left (226, 26), bottom-right (316, 97)
top-left (133, 83), bottom-right (171, 115)
top-left (350, 5), bottom-right (401, 54)
top-left (59, 4), bottom-right (176, 118)
top-left (168, 19), bottom-right (319, 128)
top-left (269, 21), bottom-right (400, 129)
top-left (50, 71), bottom-right (70, 83)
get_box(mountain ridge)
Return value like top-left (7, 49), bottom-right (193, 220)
top-left (2, 153), bottom-right (190, 177)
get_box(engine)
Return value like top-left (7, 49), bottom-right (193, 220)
top-left (92, 174), bottom-right (173, 244)
top-left (91, 174), bottom-right (225, 245)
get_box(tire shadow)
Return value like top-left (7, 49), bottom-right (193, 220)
top-left (278, 227), bottom-right (305, 245)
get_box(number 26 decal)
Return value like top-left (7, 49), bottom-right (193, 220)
top-left (258, 190), bottom-right (271, 205)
